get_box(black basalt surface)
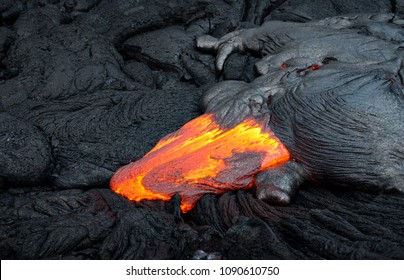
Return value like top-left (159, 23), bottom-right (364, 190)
top-left (0, 0), bottom-right (403, 259)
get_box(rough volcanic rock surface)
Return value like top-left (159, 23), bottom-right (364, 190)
top-left (0, 0), bottom-right (404, 259)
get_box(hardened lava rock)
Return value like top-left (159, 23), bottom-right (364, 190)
top-left (0, 0), bottom-right (403, 260)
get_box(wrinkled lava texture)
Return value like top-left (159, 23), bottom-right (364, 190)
top-left (1, 0), bottom-right (404, 259)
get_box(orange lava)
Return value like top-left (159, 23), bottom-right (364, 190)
top-left (311, 64), bottom-right (321, 71)
top-left (110, 113), bottom-right (290, 212)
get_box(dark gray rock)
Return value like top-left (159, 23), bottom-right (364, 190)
top-left (268, 0), bottom-right (392, 22)
top-left (196, 13), bottom-right (404, 204)
top-left (0, 27), bottom-right (15, 61)
top-left (0, 0), bottom-right (403, 260)
top-left (1, 186), bottom-right (403, 259)
top-left (0, 113), bottom-right (52, 185)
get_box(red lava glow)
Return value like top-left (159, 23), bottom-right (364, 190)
top-left (311, 64), bottom-right (321, 71)
top-left (110, 113), bottom-right (290, 212)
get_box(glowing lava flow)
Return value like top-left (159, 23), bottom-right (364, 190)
top-left (110, 113), bottom-right (290, 212)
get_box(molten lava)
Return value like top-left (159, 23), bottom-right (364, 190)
top-left (110, 113), bottom-right (290, 212)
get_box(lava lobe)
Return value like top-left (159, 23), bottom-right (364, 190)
top-left (110, 113), bottom-right (290, 212)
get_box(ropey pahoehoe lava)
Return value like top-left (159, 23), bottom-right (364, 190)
top-left (110, 113), bottom-right (290, 212)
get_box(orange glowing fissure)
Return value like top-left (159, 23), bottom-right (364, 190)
top-left (110, 113), bottom-right (290, 212)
